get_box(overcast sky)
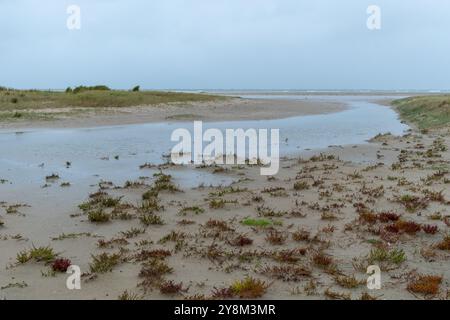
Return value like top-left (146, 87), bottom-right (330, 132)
top-left (1, 0), bottom-right (449, 90)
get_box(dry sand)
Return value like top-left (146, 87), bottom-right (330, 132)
top-left (0, 99), bottom-right (449, 300)
top-left (0, 97), bottom-right (345, 130)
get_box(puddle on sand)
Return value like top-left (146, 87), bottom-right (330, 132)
top-left (0, 95), bottom-right (408, 219)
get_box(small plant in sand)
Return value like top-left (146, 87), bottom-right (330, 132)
top-left (407, 274), bottom-right (442, 296)
top-left (205, 219), bottom-right (233, 232)
top-left (312, 252), bottom-right (334, 269)
top-left (139, 198), bottom-right (163, 214)
top-left (292, 228), bottom-right (311, 242)
top-left (396, 194), bottom-right (429, 212)
top-left (139, 258), bottom-right (173, 290)
top-left (377, 211), bottom-right (401, 223)
top-left (230, 277), bottom-right (269, 299)
top-left (140, 213), bottom-right (164, 226)
top-left (435, 235), bottom-right (450, 250)
top-left (134, 249), bottom-right (171, 262)
top-left (394, 220), bottom-right (422, 235)
top-left (293, 181), bottom-right (310, 191)
top-left (321, 212), bottom-right (337, 221)
top-left (211, 287), bottom-right (235, 299)
top-left (358, 211), bottom-right (378, 224)
top-left (422, 224), bottom-right (439, 235)
top-left (423, 189), bottom-right (446, 203)
top-left (89, 252), bottom-right (121, 273)
top-left (118, 290), bottom-right (143, 300)
top-left (17, 245), bottom-right (57, 264)
top-left (151, 172), bottom-right (180, 193)
top-left (52, 258), bottom-right (71, 272)
top-left (45, 173), bottom-right (60, 181)
top-left (334, 274), bottom-right (364, 289)
top-left (178, 206), bottom-right (204, 215)
top-left (241, 218), bottom-right (272, 227)
top-left (159, 280), bottom-right (187, 295)
top-left (265, 230), bottom-right (287, 245)
top-left (260, 265), bottom-right (311, 282)
top-left (208, 198), bottom-right (224, 209)
top-left (348, 171), bottom-right (362, 179)
top-left (262, 187), bottom-right (288, 197)
top-left (209, 186), bottom-right (247, 197)
top-left (79, 192), bottom-right (122, 213)
top-left (120, 227), bottom-right (145, 239)
top-left (208, 198), bottom-right (237, 209)
top-left (158, 230), bottom-right (186, 244)
top-left (257, 205), bottom-right (287, 217)
top-left (228, 235), bottom-right (253, 247)
top-left (367, 247), bottom-right (406, 267)
top-left (88, 209), bottom-right (111, 223)
top-left (324, 288), bottom-right (351, 300)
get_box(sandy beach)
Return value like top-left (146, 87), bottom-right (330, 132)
top-left (0, 97), bottom-right (345, 130)
top-left (0, 95), bottom-right (449, 300)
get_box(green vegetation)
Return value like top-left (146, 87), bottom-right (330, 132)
top-left (16, 245), bottom-right (57, 264)
top-left (89, 252), bottom-right (121, 273)
top-left (392, 95), bottom-right (450, 129)
top-left (241, 217), bottom-right (272, 227)
top-left (0, 86), bottom-right (226, 121)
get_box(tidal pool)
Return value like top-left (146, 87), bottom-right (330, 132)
top-left (0, 95), bottom-right (408, 216)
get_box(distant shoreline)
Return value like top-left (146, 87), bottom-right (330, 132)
top-left (0, 97), bottom-right (346, 131)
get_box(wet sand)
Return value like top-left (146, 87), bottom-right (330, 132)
top-left (0, 97), bottom-right (345, 130)
top-left (1, 97), bottom-right (449, 300)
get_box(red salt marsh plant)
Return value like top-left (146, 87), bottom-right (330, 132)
top-left (436, 235), bottom-right (450, 250)
top-left (159, 280), bottom-right (187, 295)
top-left (422, 224), bottom-right (439, 235)
top-left (52, 258), bottom-right (71, 272)
top-left (395, 220), bottom-right (422, 235)
top-left (228, 235), bottom-right (253, 247)
top-left (265, 230), bottom-right (287, 245)
top-left (407, 274), bottom-right (442, 296)
top-left (377, 212), bottom-right (401, 223)
top-left (358, 212), bottom-right (378, 224)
